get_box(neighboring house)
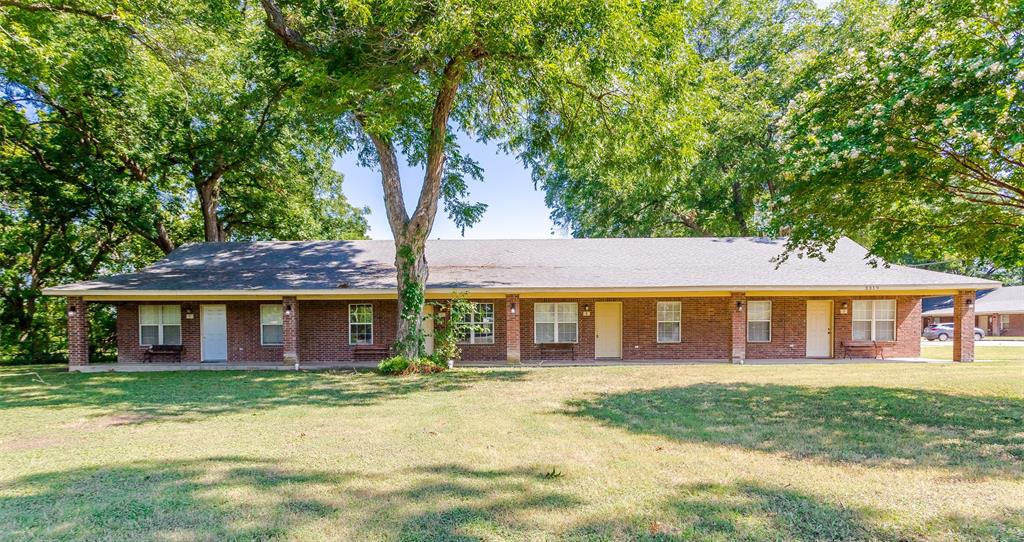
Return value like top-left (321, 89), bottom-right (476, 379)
top-left (922, 286), bottom-right (1024, 336)
top-left (44, 237), bottom-right (997, 371)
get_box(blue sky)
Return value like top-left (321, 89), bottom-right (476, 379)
top-left (334, 134), bottom-right (566, 240)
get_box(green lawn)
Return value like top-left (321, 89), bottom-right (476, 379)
top-left (0, 362), bottom-right (1022, 541)
top-left (921, 344), bottom-right (1024, 362)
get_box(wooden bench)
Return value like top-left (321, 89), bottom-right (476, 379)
top-left (143, 344), bottom-right (184, 363)
top-left (840, 340), bottom-right (894, 360)
top-left (353, 345), bottom-right (390, 362)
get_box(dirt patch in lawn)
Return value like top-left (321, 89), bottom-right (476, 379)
top-left (0, 435), bottom-right (67, 452)
top-left (62, 412), bottom-right (154, 430)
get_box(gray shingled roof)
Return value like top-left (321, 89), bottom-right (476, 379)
top-left (44, 237), bottom-right (999, 295)
top-left (922, 285), bottom-right (1024, 316)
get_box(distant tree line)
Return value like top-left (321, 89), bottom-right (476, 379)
top-left (536, 0), bottom-right (1021, 281)
top-left (0, 1), bottom-right (368, 362)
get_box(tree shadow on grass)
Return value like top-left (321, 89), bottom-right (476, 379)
top-left (0, 459), bottom-right (581, 542)
top-left (2, 458), bottom-right (1019, 541)
top-left (0, 367), bottom-right (525, 423)
top-left (565, 481), bottom-right (1024, 541)
top-left (0, 456), bottom-right (345, 542)
top-left (566, 383), bottom-right (1024, 477)
top-left (567, 481), bottom-right (873, 541)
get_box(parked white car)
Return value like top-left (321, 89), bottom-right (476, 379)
top-left (923, 323), bottom-right (984, 341)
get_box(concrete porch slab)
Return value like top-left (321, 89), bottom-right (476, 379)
top-left (70, 362), bottom-right (380, 373)
top-left (69, 357), bottom-right (967, 372)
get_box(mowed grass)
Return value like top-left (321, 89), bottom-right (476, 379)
top-left (921, 344), bottom-right (1024, 362)
top-left (0, 362), bottom-right (1022, 541)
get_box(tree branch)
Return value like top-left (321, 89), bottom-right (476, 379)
top-left (0, 0), bottom-right (120, 23)
top-left (360, 121), bottom-right (409, 235)
top-left (407, 54), bottom-right (467, 238)
top-left (259, 0), bottom-right (316, 55)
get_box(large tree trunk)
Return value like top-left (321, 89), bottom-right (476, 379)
top-left (366, 129), bottom-right (437, 358)
top-left (393, 231), bottom-right (430, 358)
top-left (363, 55), bottom-right (466, 359)
top-left (195, 173), bottom-right (224, 242)
top-left (257, 1), bottom-right (478, 358)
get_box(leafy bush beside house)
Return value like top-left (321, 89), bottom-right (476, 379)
top-left (378, 297), bottom-right (486, 375)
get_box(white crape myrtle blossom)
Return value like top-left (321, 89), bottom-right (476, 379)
top-left (773, 0), bottom-right (1022, 268)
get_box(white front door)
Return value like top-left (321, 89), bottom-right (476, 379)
top-left (423, 304), bottom-right (435, 356)
top-left (595, 302), bottom-right (622, 359)
top-left (806, 300), bottom-right (832, 358)
top-left (201, 304), bottom-right (228, 361)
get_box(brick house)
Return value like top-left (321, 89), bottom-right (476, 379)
top-left (922, 286), bottom-right (1024, 337)
top-left (44, 237), bottom-right (998, 371)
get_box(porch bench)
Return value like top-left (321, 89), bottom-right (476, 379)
top-left (353, 345), bottom-right (390, 362)
top-left (143, 344), bottom-right (184, 363)
top-left (538, 343), bottom-right (574, 349)
top-left (840, 340), bottom-right (895, 360)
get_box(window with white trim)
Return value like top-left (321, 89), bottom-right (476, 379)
top-left (747, 301), bottom-right (772, 343)
top-left (534, 302), bottom-right (578, 343)
top-left (852, 299), bottom-right (896, 341)
top-left (656, 301), bottom-right (681, 343)
top-left (1000, 314), bottom-right (1010, 330)
top-left (457, 303), bottom-right (495, 345)
top-left (349, 304), bottom-right (373, 345)
top-left (260, 304), bottom-right (284, 345)
top-left (139, 305), bottom-right (181, 345)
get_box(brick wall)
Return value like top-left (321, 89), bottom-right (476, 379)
top-left (953, 291), bottom-right (975, 362)
top-left (450, 298), bottom-right (508, 362)
top-left (506, 294), bottom-right (521, 363)
top-left (112, 295), bottom-right (924, 363)
top-left (832, 296), bottom-right (922, 358)
top-left (67, 297), bottom-right (89, 365)
top-left (518, 297), bottom-right (732, 362)
top-left (1001, 314), bottom-right (1024, 336)
top-left (621, 297), bottom-right (731, 360)
top-left (116, 302), bottom-right (202, 363)
top-left (226, 301), bottom-right (284, 362)
top-left (298, 300), bottom-right (398, 363)
top-left (519, 298), bottom-right (595, 361)
top-left (745, 297), bottom-right (807, 359)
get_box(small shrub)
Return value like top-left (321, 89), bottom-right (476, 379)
top-left (377, 355), bottom-right (411, 375)
top-left (377, 355), bottom-right (446, 375)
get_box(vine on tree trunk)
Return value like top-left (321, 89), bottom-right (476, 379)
top-left (395, 243), bottom-right (426, 358)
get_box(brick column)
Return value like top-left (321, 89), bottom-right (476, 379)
top-left (67, 296), bottom-right (89, 367)
top-left (282, 296), bottom-right (299, 366)
top-left (729, 292), bottom-right (746, 364)
top-left (953, 290), bottom-right (975, 362)
top-left (506, 294), bottom-right (521, 364)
